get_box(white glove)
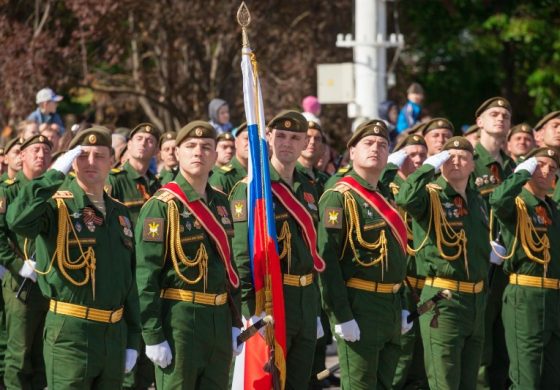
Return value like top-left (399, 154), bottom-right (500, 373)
top-left (388, 149), bottom-right (408, 168)
top-left (51, 146), bottom-right (82, 174)
top-left (250, 312), bottom-right (266, 337)
top-left (401, 310), bottom-right (413, 335)
top-left (19, 260), bottom-right (37, 283)
top-left (145, 340), bottom-right (172, 369)
top-left (124, 349), bottom-right (138, 373)
top-left (490, 240), bottom-right (507, 266)
top-left (334, 319), bottom-right (360, 342)
top-left (423, 150), bottom-right (451, 173)
top-left (514, 156), bottom-right (538, 175)
top-left (316, 317), bottom-right (324, 339)
top-left (232, 327), bottom-right (243, 356)
top-left (0, 265), bottom-right (7, 280)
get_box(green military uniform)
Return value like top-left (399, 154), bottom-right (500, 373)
top-left (318, 121), bottom-right (407, 389)
top-left (396, 137), bottom-right (490, 390)
top-left (471, 98), bottom-right (515, 390)
top-left (8, 167), bottom-right (141, 388)
top-left (381, 134), bottom-right (429, 389)
top-left (135, 121), bottom-right (241, 389)
top-left (295, 162), bottom-right (329, 196)
top-left (489, 147), bottom-right (560, 389)
top-left (158, 167), bottom-right (178, 186)
top-left (0, 135), bottom-right (53, 390)
top-left (532, 111), bottom-right (560, 203)
top-left (107, 161), bottom-right (160, 226)
top-left (208, 156), bottom-right (247, 195)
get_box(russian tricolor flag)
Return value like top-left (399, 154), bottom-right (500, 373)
top-left (231, 32), bottom-right (286, 390)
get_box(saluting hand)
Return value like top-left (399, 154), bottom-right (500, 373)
top-left (423, 150), bottom-right (451, 173)
top-left (514, 156), bottom-right (538, 175)
top-left (51, 145), bottom-right (83, 175)
top-left (388, 149), bottom-right (408, 168)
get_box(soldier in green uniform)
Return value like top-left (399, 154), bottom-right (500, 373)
top-left (488, 147), bottom-right (560, 389)
top-left (318, 120), bottom-right (410, 389)
top-left (6, 127), bottom-right (141, 389)
top-left (107, 122), bottom-right (161, 225)
top-left (381, 134), bottom-right (429, 389)
top-left (296, 120), bottom-right (330, 195)
top-left (214, 132), bottom-right (235, 168)
top-left (231, 111), bottom-right (325, 389)
top-left (506, 123), bottom-right (534, 163)
top-left (323, 163), bottom-right (351, 191)
top-left (208, 123), bottom-right (248, 195)
top-left (471, 97), bottom-right (514, 390)
top-left (0, 138), bottom-right (22, 183)
top-left (157, 131), bottom-right (178, 185)
top-left (0, 134), bottom-right (52, 390)
top-left (532, 111), bottom-right (560, 202)
top-left (419, 118), bottom-right (454, 157)
top-left (396, 136), bottom-right (491, 390)
top-left (135, 121), bottom-right (242, 389)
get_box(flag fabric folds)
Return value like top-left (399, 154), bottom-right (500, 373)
top-left (231, 45), bottom-right (287, 390)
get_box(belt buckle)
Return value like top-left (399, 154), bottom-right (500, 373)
top-left (108, 310), bottom-right (117, 323)
top-left (299, 276), bottom-right (307, 286)
top-left (392, 283), bottom-right (400, 293)
top-left (215, 294), bottom-right (226, 305)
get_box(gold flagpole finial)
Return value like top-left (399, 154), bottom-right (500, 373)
top-left (237, 2), bottom-right (251, 48)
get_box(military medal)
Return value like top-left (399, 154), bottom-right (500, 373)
top-left (119, 215), bottom-right (133, 237)
top-left (216, 205), bottom-right (231, 225)
top-left (71, 211), bottom-right (82, 219)
top-left (303, 192), bottom-right (317, 211)
top-left (75, 222), bottom-right (82, 232)
top-left (194, 219), bottom-right (201, 229)
top-left (185, 221), bottom-right (192, 231)
top-left (180, 210), bottom-right (192, 219)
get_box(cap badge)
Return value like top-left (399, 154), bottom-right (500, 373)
top-left (195, 128), bottom-right (203, 137)
top-left (548, 149), bottom-right (555, 156)
top-left (522, 125), bottom-right (527, 131)
top-left (373, 126), bottom-right (380, 134)
top-left (413, 135), bottom-right (420, 141)
top-left (88, 134), bottom-right (97, 144)
top-left (498, 100), bottom-right (504, 106)
top-left (145, 125), bottom-right (152, 132)
top-left (438, 120), bottom-right (444, 127)
top-left (453, 140), bottom-right (460, 147)
top-left (284, 120), bottom-right (292, 128)
top-left (167, 133), bottom-right (172, 139)
top-left (39, 136), bottom-right (45, 142)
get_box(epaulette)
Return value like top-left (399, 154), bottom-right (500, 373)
top-left (155, 191), bottom-right (176, 203)
top-left (337, 166), bottom-right (350, 174)
top-left (332, 183), bottom-right (350, 193)
top-left (220, 164), bottom-right (234, 173)
top-left (213, 187), bottom-right (227, 197)
top-left (3, 178), bottom-right (16, 186)
top-left (389, 182), bottom-right (400, 195)
top-left (426, 183), bottom-right (442, 191)
top-left (110, 168), bottom-right (124, 174)
top-left (52, 190), bottom-right (74, 199)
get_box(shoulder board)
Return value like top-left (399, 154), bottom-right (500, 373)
top-left (110, 168), bottom-right (124, 174)
top-left (52, 190), bottom-right (74, 199)
top-left (155, 191), bottom-right (176, 203)
top-left (337, 167), bottom-right (350, 174)
top-left (240, 177), bottom-right (249, 184)
top-left (332, 183), bottom-right (350, 193)
top-left (220, 164), bottom-right (234, 173)
top-left (3, 178), bottom-right (15, 186)
top-left (426, 183), bottom-right (442, 191)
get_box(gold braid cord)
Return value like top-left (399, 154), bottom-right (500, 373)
top-left (277, 221), bottom-right (292, 273)
top-left (166, 201), bottom-right (208, 291)
top-left (489, 197), bottom-right (551, 276)
top-left (426, 187), bottom-right (469, 277)
top-left (390, 183), bottom-right (415, 256)
top-left (343, 192), bottom-right (388, 278)
top-left (37, 199), bottom-right (97, 299)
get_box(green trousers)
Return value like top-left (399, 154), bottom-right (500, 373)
top-left (393, 285), bottom-right (428, 389)
top-left (502, 285), bottom-right (560, 389)
top-left (420, 285), bottom-right (485, 390)
top-left (477, 265), bottom-right (508, 390)
top-left (284, 284), bottom-right (318, 390)
top-left (155, 300), bottom-right (232, 390)
top-left (43, 311), bottom-right (127, 389)
top-left (2, 276), bottom-right (47, 390)
top-left (334, 290), bottom-right (401, 390)
top-left (122, 340), bottom-right (154, 389)
top-left (310, 309), bottom-right (331, 386)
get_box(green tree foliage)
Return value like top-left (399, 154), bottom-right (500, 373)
top-left (399, 0), bottom-right (560, 127)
